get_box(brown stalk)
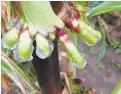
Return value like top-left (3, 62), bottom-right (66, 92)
top-left (66, 55), bottom-right (76, 79)
top-left (32, 39), bottom-right (62, 94)
top-left (1, 18), bottom-right (7, 35)
top-left (1, 1), bottom-right (8, 25)
top-left (61, 72), bottom-right (72, 94)
top-left (31, 2), bottom-right (66, 94)
top-left (99, 16), bottom-right (111, 44)
top-left (56, 2), bottom-right (74, 23)
top-left (106, 29), bottom-right (112, 44)
top-left (12, 1), bottom-right (24, 16)
top-left (59, 51), bottom-right (76, 79)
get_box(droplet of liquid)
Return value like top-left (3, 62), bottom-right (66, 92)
top-left (36, 40), bottom-right (54, 59)
top-left (13, 45), bottom-right (34, 62)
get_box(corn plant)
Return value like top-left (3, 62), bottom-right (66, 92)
top-left (1, 1), bottom-right (121, 94)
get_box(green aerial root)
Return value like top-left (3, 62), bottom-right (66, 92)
top-left (2, 28), bottom-right (20, 49)
top-left (58, 29), bottom-right (86, 69)
top-left (18, 30), bottom-right (33, 60)
top-left (79, 20), bottom-right (102, 46)
top-left (35, 33), bottom-right (50, 56)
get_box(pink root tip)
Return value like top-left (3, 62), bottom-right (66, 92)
top-left (57, 29), bottom-right (66, 38)
top-left (74, 10), bottom-right (80, 20)
top-left (66, 18), bottom-right (80, 33)
top-left (66, 17), bottom-right (75, 28)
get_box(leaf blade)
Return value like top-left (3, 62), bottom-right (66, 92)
top-left (87, 1), bottom-right (121, 18)
top-left (111, 80), bottom-right (121, 94)
top-left (97, 17), bottom-right (107, 62)
top-left (1, 51), bottom-right (34, 92)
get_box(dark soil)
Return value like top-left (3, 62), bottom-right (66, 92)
top-left (77, 37), bottom-right (121, 94)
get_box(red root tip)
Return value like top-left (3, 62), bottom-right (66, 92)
top-left (57, 29), bottom-right (67, 38)
top-left (74, 9), bottom-right (80, 20)
top-left (66, 18), bottom-right (80, 33)
top-left (57, 29), bottom-right (71, 43)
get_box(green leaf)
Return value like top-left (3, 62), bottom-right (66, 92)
top-left (1, 60), bottom-right (12, 73)
top-left (116, 64), bottom-right (121, 68)
top-left (6, 49), bottom-right (11, 56)
top-left (75, 2), bottom-right (86, 13)
top-left (97, 17), bottom-right (107, 62)
top-left (97, 64), bottom-right (105, 71)
top-left (75, 1), bottom-right (87, 7)
top-left (115, 48), bottom-right (121, 54)
top-left (6, 1), bottom-right (15, 21)
top-left (111, 40), bottom-right (120, 48)
top-left (1, 60), bottom-right (33, 93)
top-left (111, 80), bottom-right (121, 94)
top-left (97, 41), bottom-right (106, 61)
top-left (88, 1), bottom-right (103, 8)
top-left (20, 1), bottom-right (63, 36)
top-left (119, 44), bottom-right (121, 48)
top-left (18, 62), bottom-right (29, 72)
top-left (87, 1), bottom-right (121, 18)
top-left (1, 51), bottom-right (34, 92)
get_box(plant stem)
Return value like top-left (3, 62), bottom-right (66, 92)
top-left (32, 39), bottom-right (62, 94)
